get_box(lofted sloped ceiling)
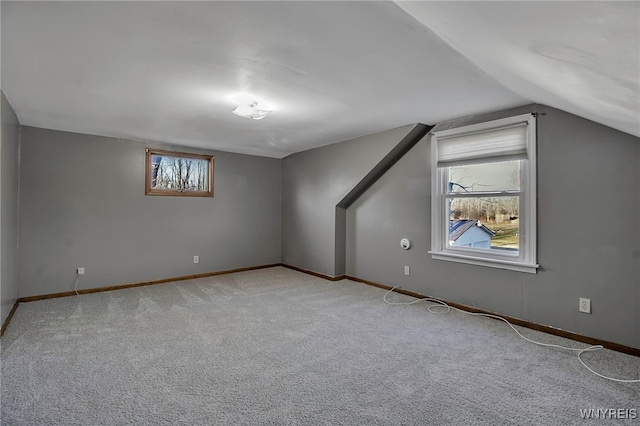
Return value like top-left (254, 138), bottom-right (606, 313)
top-left (1, 1), bottom-right (638, 159)
top-left (397, 1), bottom-right (640, 139)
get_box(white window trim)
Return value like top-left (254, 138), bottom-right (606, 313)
top-left (429, 113), bottom-right (538, 274)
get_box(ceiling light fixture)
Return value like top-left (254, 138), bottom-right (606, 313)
top-left (232, 101), bottom-right (273, 120)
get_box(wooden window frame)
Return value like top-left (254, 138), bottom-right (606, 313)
top-left (145, 148), bottom-right (214, 197)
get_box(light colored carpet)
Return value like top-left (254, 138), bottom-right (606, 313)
top-left (1, 266), bottom-right (639, 425)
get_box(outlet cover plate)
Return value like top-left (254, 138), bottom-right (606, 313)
top-left (579, 297), bottom-right (591, 314)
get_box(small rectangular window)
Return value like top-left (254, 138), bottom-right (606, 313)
top-left (430, 114), bottom-right (537, 273)
top-left (145, 149), bottom-right (214, 197)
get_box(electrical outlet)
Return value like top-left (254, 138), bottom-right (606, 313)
top-left (193, 255), bottom-right (199, 264)
top-left (579, 297), bottom-right (591, 314)
top-left (404, 265), bottom-right (410, 276)
top-left (77, 267), bottom-right (85, 275)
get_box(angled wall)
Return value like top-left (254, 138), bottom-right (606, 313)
top-left (18, 127), bottom-right (282, 297)
top-left (1, 91), bottom-right (20, 325)
top-left (334, 124), bottom-right (432, 276)
top-left (281, 125), bottom-right (419, 277)
top-left (346, 105), bottom-right (640, 349)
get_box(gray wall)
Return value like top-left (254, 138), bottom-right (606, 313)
top-left (1, 91), bottom-right (21, 324)
top-left (282, 125), bottom-right (416, 277)
top-left (18, 126), bottom-right (282, 297)
top-left (346, 105), bottom-right (640, 349)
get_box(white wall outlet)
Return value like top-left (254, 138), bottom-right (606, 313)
top-left (193, 255), bottom-right (199, 264)
top-left (77, 267), bottom-right (85, 275)
top-left (404, 265), bottom-right (410, 276)
top-left (579, 297), bottom-right (591, 314)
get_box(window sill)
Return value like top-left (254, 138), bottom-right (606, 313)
top-left (429, 251), bottom-right (539, 274)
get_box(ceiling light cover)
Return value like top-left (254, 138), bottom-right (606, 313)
top-left (232, 102), bottom-right (273, 120)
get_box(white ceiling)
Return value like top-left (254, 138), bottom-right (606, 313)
top-left (2, 1), bottom-right (638, 159)
top-left (397, 1), bottom-right (640, 140)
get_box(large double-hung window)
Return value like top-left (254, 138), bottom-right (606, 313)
top-left (430, 114), bottom-right (538, 273)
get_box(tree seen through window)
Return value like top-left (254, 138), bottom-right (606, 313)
top-left (146, 149), bottom-right (214, 197)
